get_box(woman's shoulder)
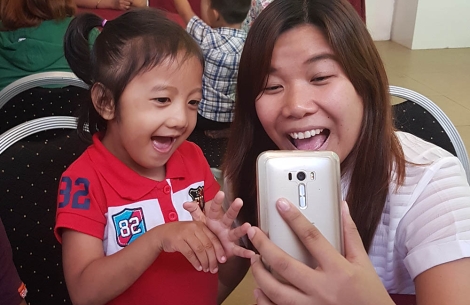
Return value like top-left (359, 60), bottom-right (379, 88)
top-left (390, 132), bottom-right (468, 201)
top-left (396, 131), bottom-right (456, 164)
top-left (391, 131), bottom-right (468, 199)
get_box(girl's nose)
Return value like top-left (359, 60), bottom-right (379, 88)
top-left (167, 103), bottom-right (189, 129)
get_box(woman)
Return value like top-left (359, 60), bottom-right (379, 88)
top-left (224, 0), bottom-right (470, 304)
top-left (0, 0), bottom-right (98, 91)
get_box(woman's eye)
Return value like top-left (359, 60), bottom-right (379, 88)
top-left (153, 97), bottom-right (170, 103)
top-left (264, 85), bottom-right (282, 92)
top-left (188, 99), bottom-right (200, 106)
top-left (311, 75), bottom-right (331, 82)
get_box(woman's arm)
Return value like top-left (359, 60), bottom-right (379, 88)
top-left (248, 199), bottom-right (395, 305)
top-left (415, 258), bottom-right (470, 305)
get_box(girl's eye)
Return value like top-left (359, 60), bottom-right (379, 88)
top-left (153, 97), bottom-right (170, 103)
top-left (188, 99), bottom-right (200, 106)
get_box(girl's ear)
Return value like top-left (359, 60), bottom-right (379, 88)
top-left (91, 83), bottom-right (115, 120)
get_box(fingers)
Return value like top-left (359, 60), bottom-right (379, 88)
top-left (254, 288), bottom-right (275, 305)
top-left (229, 223), bottom-right (255, 258)
top-left (118, 0), bottom-right (132, 9)
top-left (206, 191), bottom-right (225, 220)
top-left (221, 197), bottom-right (243, 227)
top-left (251, 254), bottom-right (304, 305)
top-left (183, 201), bottom-right (205, 222)
top-left (341, 201), bottom-right (367, 261)
top-left (203, 225), bottom-right (227, 264)
top-left (192, 228), bottom-right (220, 273)
top-left (228, 222), bottom-right (251, 242)
top-left (247, 226), bottom-right (317, 293)
top-left (276, 198), bottom-right (339, 267)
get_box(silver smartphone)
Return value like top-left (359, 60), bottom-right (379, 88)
top-left (256, 151), bottom-right (344, 271)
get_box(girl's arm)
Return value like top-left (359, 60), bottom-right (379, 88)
top-left (62, 220), bottom-right (226, 305)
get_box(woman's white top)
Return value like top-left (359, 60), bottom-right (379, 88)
top-left (363, 132), bottom-right (470, 293)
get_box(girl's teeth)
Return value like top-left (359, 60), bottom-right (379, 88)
top-left (289, 128), bottom-right (324, 139)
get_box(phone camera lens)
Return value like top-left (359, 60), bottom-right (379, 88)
top-left (296, 171), bottom-right (306, 181)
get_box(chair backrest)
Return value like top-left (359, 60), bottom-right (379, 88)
top-left (0, 72), bottom-right (89, 134)
top-left (390, 85), bottom-right (470, 182)
top-left (0, 71), bottom-right (88, 108)
top-left (0, 116), bottom-right (88, 305)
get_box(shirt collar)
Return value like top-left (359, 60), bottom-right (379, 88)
top-left (88, 133), bottom-right (188, 200)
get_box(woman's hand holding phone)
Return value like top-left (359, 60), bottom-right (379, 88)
top-left (248, 198), bottom-right (395, 305)
top-left (183, 191), bottom-right (255, 260)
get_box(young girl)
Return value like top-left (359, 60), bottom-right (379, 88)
top-left (54, 8), bottom-right (252, 305)
top-left (223, 0), bottom-right (470, 304)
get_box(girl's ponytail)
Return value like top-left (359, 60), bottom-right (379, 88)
top-left (64, 13), bottom-right (102, 85)
top-left (64, 13), bottom-right (105, 142)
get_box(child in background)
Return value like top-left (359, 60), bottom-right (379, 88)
top-left (241, 0), bottom-right (273, 32)
top-left (173, 0), bottom-right (251, 139)
top-left (54, 8), bottom-right (252, 305)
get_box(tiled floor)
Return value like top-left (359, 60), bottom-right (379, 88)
top-left (222, 41), bottom-right (470, 305)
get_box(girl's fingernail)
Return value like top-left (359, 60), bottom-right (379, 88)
top-left (277, 198), bottom-right (290, 211)
top-left (250, 255), bottom-right (258, 264)
top-left (211, 267), bottom-right (218, 274)
top-left (220, 256), bottom-right (226, 263)
top-left (197, 265), bottom-right (202, 271)
top-left (247, 227), bottom-right (256, 239)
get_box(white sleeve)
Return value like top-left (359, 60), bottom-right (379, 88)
top-left (397, 156), bottom-right (470, 279)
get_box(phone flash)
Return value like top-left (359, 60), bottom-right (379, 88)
top-left (310, 172), bottom-right (316, 180)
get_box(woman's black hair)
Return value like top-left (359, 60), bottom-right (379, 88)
top-left (64, 8), bottom-right (204, 141)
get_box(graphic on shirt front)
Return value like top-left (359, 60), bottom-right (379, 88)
top-left (189, 186), bottom-right (205, 211)
top-left (112, 208), bottom-right (147, 247)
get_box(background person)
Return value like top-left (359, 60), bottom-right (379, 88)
top-left (0, 0), bottom-right (98, 91)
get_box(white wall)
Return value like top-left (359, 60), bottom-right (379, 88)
top-left (411, 0), bottom-right (470, 49)
top-left (366, 0), bottom-right (395, 41)
top-left (367, 0), bottom-right (470, 49)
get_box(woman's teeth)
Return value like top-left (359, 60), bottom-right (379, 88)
top-left (289, 129), bottom-right (324, 140)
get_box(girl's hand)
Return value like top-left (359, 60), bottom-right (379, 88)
top-left (157, 221), bottom-right (225, 273)
top-left (183, 191), bottom-right (255, 260)
top-left (248, 199), bottom-right (395, 305)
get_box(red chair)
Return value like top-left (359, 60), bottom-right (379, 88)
top-left (390, 294), bottom-right (416, 305)
top-left (148, 0), bottom-right (201, 17)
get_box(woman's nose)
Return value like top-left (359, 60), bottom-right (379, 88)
top-left (281, 84), bottom-right (319, 118)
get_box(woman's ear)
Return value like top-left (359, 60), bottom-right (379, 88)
top-left (91, 83), bottom-right (115, 120)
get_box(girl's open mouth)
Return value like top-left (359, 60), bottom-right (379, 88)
top-left (152, 136), bottom-right (175, 153)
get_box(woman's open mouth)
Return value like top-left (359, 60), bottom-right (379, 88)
top-left (289, 128), bottom-right (330, 150)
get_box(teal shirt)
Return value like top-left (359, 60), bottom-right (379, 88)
top-left (0, 17), bottom-right (99, 91)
